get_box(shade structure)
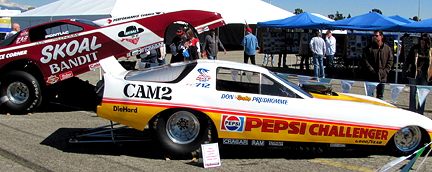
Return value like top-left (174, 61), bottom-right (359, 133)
top-left (325, 12), bottom-right (405, 31)
top-left (389, 15), bottom-right (415, 24)
top-left (257, 12), bottom-right (332, 29)
top-left (399, 18), bottom-right (432, 32)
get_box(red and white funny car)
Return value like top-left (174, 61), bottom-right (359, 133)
top-left (97, 57), bottom-right (432, 158)
top-left (0, 10), bottom-right (224, 113)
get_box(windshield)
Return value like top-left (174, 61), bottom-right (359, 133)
top-left (272, 72), bottom-right (313, 98)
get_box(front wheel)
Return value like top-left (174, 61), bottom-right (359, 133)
top-left (150, 110), bottom-right (216, 159)
top-left (0, 71), bottom-right (43, 114)
top-left (390, 126), bottom-right (425, 155)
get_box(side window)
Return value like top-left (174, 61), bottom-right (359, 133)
top-left (216, 67), bottom-right (259, 94)
top-left (261, 74), bottom-right (298, 98)
top-left (29, 22), bottom-right (83, 42)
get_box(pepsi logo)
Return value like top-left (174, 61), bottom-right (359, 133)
top-left (220, 115), bottom-right (245, 132)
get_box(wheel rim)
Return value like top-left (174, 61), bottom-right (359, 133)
top-left (6, 81), bottom-right (29, 104)
top-left (394, 126), bottom-right (422, 152)
top-left (166, 111), bottom-right (200, 144)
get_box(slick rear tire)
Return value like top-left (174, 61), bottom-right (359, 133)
top-left (150, 110), bottom-right (216, 159)
top-left (0, 71), bottom-right (42, 114)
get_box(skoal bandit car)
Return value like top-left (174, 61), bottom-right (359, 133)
top-left (0, 10), bottom-right (224, 113)
top-left (97, 56), bottom-right (432, 158)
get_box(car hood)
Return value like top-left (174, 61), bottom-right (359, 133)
top-left (310, 92), bottom-right (396, 108)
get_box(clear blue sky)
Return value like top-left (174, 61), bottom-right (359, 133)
top-left (11, 0), bottom-right (432, 20)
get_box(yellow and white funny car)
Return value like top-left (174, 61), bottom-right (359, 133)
top-left (97, 56), bottom-right (432, 158)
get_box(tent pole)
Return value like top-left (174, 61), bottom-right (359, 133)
top-left (395, 33), bottom-right (402, 83)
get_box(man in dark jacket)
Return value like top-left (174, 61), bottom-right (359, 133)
top-left (362, 29), bottom-right (393, 100)
top-left (201, 29), bottom-right (226, 59)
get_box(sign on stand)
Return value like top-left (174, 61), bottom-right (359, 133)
top-left (201, 143), bottom-right (221, 168)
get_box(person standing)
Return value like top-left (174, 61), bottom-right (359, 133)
top-left (325, 30), bottom-right (336, 77)
top-left (263, 54), bottom-right (274, 67)
top-left (185, 29), bottom-right (200, 60)
top-left (278, 53), bottom-right (287, 68)
top-left (201, 29), bottom-right (226, 60)
top-left (405, 33), bottom-right (432, 115)
top-left (362, 29), bottom-right (393, 100)
top-left (170, 27), bottom-right (187, 63)
top-left (4, 23), bottom-right (20, 39)
top-left (309, 31), bottom-right (326, 78)
top-left (241, 27), bottom-right (258, 64)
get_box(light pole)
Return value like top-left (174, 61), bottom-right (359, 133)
top-left (418, 0), bottom-right (420, 19)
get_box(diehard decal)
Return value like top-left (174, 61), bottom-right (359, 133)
top-left (220, 114), bottom-right (245, 132)
top-left (113, 106), bottom-right (138, 113)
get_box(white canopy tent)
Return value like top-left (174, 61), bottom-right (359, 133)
top-left (12, 0), bottom-right (293, 29)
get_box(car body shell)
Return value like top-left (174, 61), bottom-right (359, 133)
top-left (0, 10), bottom-right (225, 85)
top-left (97, 56), bottom-right (432, 148)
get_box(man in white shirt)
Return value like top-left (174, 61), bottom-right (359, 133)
top-left (325, 30), bottom-right (336, 77)
top-left (4, 23), bottom-right (20, 39)
top-left (309, 30), bottom-right (326, 78)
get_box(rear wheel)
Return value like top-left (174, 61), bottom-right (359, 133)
top-left (150, 110), bottom-right (216, 159)
top-left (0, 71), bottom-right (42, 114)
top-left (391, 126), bottom-right (424, 155)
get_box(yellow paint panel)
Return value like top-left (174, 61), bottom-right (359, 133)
top-left (97, 103), bottom-right (167, 131)
top-left (311, 93), bottom-right (396, 108)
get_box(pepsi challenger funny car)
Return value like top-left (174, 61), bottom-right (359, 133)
top-left (0, 10), bottom-right (224, 114)
top-left (96, 56), bottom-right (432, 158)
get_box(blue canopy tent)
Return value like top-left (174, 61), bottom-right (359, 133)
top-left (257, 12), bottom-right (331, 29)
top-left (389, 15), bottom-right (415, 24)
top-left (399, 18), bottom-right (432, 32)
top-left (324, 12), bottom-right (406, 31)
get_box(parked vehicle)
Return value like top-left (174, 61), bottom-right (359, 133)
top-left (97, 56), bottom-right (432, 158)
top-left (0, 10), bottom-right (225, 113)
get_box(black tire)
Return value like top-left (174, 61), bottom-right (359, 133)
top-left (150, 110), bottom-right (216, 159)
top-left (388, 126), bottom-right (426, 156)
top-left (0, 71), bottom-right (42, 114)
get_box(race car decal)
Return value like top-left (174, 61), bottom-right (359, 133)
top-left (123, 84), bottom-right (172, 100)
top-left (220, 114), bottom-right (245, 133)
top-left (0, 50), bottom-right (28, 60)
top-left (118, 25), bottom-right (144, 45)
top-left (221, 93), bottom-right (288, 105)
top-left (59, 71), bottom-right (73, 80)
top-left (196, 68), bottom-right (211, 82)
top-left (46, 75), bottom-right (59, 84)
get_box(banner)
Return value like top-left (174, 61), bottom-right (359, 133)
top-left (376, 142), bottom-right (431, 172)
top-left (390, 84), bottom-right (405, 104)
top-left (364, 82), bottom-right (379, 97)
top-left (319, 78), bottom-right (332, 83)
top-left (230, 69), bottom-right (239, 81)
top-left (246, 71), bottom-right (253, 82)
top-left (298, 76), bottom-right (310, 86)
top-left (341, 80), bottom-right (355, 93)
top-left (417, 86), bottom-right (432, 107)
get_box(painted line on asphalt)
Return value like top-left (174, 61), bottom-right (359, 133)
top-left (311, 159), bottom-right (374, 172)
top-left (0, 148), bottom-right (52, 172)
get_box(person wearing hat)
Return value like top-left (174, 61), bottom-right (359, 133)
top-left (241, 27), bottom-right (258, 64)
top-left (170, 27), bottom-right (187, 63)
top-left (201, 29), bottom-right (226, 60)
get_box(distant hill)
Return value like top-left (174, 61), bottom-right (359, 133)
top-left (0, 0), bottom-right (31, 12)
